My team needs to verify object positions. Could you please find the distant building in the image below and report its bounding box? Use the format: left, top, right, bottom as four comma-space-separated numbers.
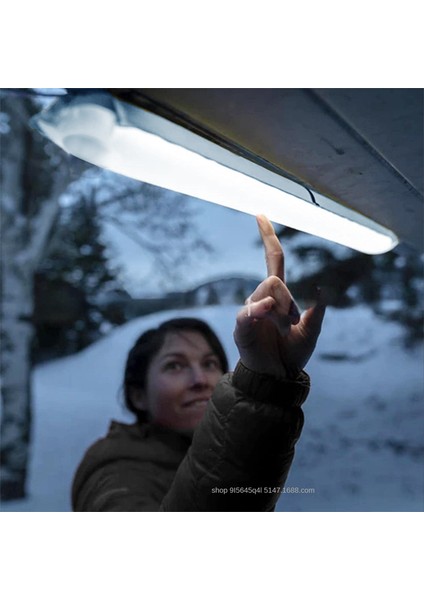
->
117, 276, 262, 320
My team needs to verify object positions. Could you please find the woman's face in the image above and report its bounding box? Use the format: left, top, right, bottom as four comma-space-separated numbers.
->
133, 330, 224, 432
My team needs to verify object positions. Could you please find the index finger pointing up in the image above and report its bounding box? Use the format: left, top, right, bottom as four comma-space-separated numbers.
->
256, 214, 285, 282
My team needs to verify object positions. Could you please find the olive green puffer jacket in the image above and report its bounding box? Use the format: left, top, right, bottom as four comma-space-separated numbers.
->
71, 362, 310, 511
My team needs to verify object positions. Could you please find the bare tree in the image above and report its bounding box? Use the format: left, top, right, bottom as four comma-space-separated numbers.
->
76, 171, 212, 291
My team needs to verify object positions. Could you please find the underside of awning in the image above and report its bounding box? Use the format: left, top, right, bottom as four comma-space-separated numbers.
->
107, 88, 423, 252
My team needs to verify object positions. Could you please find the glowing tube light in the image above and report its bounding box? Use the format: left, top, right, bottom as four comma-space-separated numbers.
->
32, 93, 398, 255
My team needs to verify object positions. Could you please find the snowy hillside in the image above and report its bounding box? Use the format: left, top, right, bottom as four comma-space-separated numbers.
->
2, 304, 423, 512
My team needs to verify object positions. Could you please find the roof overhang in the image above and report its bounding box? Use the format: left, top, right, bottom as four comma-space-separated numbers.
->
107, 88, 423, 252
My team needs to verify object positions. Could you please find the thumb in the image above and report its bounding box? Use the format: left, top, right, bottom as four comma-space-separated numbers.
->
300, 286, 326, 336
300, 300, 326, 341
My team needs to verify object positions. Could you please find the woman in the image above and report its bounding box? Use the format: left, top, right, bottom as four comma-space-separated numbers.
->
72, 215, 326, 511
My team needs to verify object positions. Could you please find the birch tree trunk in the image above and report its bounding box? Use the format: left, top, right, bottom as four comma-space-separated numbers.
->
0, 94, 84, 500
0, 213, 36, 499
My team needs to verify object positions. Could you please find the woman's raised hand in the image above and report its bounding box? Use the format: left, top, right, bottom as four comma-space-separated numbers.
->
234, 215, 326, 379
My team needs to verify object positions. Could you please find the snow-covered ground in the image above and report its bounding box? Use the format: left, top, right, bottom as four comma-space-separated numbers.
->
2, 304, 423, 512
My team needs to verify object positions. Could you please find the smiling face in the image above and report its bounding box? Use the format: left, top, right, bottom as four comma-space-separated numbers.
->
132, 330, 224, 432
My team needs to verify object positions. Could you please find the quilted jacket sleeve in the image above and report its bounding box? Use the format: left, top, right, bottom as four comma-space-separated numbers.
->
160, 361, 310, 511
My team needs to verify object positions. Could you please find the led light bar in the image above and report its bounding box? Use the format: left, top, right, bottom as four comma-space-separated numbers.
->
31, 92, 399, 254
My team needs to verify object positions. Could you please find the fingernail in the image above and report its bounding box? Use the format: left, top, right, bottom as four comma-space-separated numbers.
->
247, 296, 252, 317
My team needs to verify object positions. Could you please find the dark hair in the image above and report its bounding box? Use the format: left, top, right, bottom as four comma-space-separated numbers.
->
123, 318, 228, 423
